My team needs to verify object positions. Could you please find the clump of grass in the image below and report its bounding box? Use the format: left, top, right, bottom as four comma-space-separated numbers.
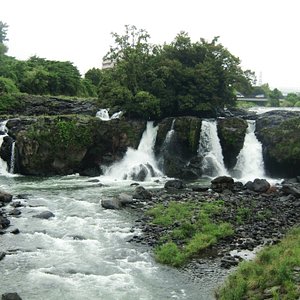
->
216, 227, 300, 300
147, 200, 233, 267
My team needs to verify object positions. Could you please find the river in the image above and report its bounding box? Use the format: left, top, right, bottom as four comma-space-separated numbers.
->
0, 175, 228, 300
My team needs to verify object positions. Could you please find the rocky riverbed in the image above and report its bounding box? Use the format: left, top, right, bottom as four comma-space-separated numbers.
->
122, 176, 300, 269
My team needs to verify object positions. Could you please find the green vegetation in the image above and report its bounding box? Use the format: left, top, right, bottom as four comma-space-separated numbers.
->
27, 115, 94, 151
147, 200, 233, 267
217, 227, 300, 300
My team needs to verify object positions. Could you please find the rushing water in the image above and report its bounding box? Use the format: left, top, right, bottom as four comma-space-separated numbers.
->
198, 120, 228, 177
232, 120, 265, 181
104, 122, 162, 181
0, 175, 228, 300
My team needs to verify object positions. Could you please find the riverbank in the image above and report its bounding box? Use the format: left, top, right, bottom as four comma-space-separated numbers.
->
216, 227, 300, 299
128, 177, 300, 271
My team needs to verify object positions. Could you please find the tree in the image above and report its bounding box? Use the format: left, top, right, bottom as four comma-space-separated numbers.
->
268, 88, 282, 107
0, 21, 8, 44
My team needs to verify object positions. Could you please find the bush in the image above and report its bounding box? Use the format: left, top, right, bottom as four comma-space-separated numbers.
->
0, 76, 19, 94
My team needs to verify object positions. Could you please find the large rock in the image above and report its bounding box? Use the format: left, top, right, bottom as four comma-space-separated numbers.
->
255, 110, 300, 177
281, 184, 300, 198
101, 199, 122, 210
164, 179, 186, 190
1, 293, 22, 300
211, 176, 234, 192
217, 118, 248, 169
155, 117, 202, 179
132, 186, 152, 200
247, 178, 270, 193
33, 211, 55, 219
3, 116, 145, 176
0, 191, 13, 204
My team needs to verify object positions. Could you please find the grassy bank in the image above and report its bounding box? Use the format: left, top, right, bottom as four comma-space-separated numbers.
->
217, 227, 300, 300
146, 200, 233, 267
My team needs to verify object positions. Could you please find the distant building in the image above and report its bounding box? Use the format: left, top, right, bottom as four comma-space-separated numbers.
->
102, 58, 115, 69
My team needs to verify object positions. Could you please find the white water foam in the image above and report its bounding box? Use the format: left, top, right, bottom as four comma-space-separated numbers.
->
233, 120, 265, 181
104, 121, 162, 181
198, 120, 228, 177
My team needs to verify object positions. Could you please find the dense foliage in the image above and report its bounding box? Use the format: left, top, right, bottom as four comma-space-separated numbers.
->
98, 25, 254, 119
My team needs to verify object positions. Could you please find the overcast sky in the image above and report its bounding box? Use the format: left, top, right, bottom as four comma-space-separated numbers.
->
1, 0, 299, 91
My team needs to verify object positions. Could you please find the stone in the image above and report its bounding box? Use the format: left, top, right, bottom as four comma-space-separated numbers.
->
164, 180, 186, 190
0, 216, 10, 229
10, 228, 20, 234
1, 293, 23, 300
0, 252, 6, 261
9, 209, 21, 216
0, 191, 13, 204
101, 199, 121, 210
33, 211, 55, 219
132, 186, 152, 200
211, 176, 234, 192
252, 178, 271, 193
281, 184, 300, 198
118, 193, 134, 205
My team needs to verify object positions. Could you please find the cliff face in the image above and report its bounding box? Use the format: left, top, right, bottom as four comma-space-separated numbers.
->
255, 111, 300, 178
217, 118, 248, 170
3, 116, 145, 176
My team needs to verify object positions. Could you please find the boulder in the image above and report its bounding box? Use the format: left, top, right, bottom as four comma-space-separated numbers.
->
164, 180, 186, 190
1, 293, 22, 300
252, 179, 271, 193
281, 184, 300, 198
0, 216, 10, 229
211, 176, 234, 192
33, 211, 55, 219
0, 252, 6, 261
132, 186, 152, 200
255, 111, 300, 177
101, 199, 121, 210
0, 191, 13, 204
118, 193, 134, 205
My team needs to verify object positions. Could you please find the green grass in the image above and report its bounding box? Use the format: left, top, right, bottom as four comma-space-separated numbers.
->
147, 200, 233, 267
216, 227, 300, 300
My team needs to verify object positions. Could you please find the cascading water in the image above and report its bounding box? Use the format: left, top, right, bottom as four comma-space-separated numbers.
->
104, 121, 162, 181
233, 120, 265, 181
96, 109, 123, 121
9, 141, 16, 174
198, 120, 228, 177
163, 119, 176, 146
0, 120, 10, 175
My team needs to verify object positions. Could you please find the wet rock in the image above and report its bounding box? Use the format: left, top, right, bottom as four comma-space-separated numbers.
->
211, 176, 234, 192
101, 199, 121, 210
9, 209, 21, 216
1, 293, 23, 300
191, 185, 210, 192
10, 228, 20, 234
118, 193, 134, 205
0, 191, 13, 204
0, 216, 10, 229
132, 186, 152, 200
0, 252, 6, 261
33, 211, 55, 219
164, 179, 186, 190
281, 184, 300, 198
252, 179, 270, 193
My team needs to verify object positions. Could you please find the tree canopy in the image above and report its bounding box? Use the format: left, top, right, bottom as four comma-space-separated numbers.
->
97, 26, 254, 119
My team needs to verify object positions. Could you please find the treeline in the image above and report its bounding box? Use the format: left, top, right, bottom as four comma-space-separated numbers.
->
1, 22, 258, 118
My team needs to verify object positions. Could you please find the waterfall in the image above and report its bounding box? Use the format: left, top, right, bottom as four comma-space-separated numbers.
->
198, 120, 228, 177
96, 109, 123, 121
9, 141, 16, 174
104, 121, 162, 181
163, 119, 176, 146
233, 120, 265, 181
0, 121, 9, 175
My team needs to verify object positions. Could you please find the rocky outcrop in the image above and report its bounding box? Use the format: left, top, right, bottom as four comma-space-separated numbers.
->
155, 116, 202, 179
217, 118, 248, 169
2, 116, 145, 176
0, 94, 100, 116
256, 110, 300, 177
